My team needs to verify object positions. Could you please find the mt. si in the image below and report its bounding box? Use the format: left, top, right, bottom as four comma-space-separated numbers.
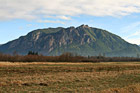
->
0, 25, 140, 57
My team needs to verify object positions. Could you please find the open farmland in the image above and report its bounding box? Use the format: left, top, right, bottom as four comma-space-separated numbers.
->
1, 62, 140, 92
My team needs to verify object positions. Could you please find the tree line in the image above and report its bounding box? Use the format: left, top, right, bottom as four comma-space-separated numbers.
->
0, 51, 140, 62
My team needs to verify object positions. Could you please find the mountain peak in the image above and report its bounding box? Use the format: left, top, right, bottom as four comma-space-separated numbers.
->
79, 24, 89, 28
67, 26, 75, 30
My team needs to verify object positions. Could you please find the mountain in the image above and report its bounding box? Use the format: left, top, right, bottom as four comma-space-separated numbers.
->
0, 25, 140, 57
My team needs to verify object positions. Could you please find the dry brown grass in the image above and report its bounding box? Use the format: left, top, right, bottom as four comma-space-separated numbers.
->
0, 61, 140, 66
0, 62, 94, 66
100, 84, 140, 93
1, 62, 140, 92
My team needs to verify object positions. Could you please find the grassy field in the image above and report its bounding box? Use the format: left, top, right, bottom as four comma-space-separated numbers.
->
1, 62, 140, 93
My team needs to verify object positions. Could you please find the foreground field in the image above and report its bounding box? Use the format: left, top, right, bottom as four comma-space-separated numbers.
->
1, 62, 140, 92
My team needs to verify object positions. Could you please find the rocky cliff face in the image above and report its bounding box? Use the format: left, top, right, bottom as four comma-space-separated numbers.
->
0, 25, 140, 57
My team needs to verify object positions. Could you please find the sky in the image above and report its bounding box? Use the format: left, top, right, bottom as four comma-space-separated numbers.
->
1, 0, 140, 45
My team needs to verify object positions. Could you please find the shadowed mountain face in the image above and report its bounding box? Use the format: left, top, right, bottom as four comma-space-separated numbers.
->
0, 25, 140, 57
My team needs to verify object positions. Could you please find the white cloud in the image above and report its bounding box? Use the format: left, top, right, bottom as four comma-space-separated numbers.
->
45, 15, 71, 20
38, 20, 64, 24
57, 16, 71, 20
121, 22, 140, 45
125, 30, 140, 38
121, 22, 140, 33
126, 38, 140, 45
27, 24, 32, 27
0, 0, 140, 21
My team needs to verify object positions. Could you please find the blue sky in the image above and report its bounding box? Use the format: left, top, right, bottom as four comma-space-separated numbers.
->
1, 0, 140, 44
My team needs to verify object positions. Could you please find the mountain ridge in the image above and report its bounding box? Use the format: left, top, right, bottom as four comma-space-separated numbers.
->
0, 25, 140, 57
